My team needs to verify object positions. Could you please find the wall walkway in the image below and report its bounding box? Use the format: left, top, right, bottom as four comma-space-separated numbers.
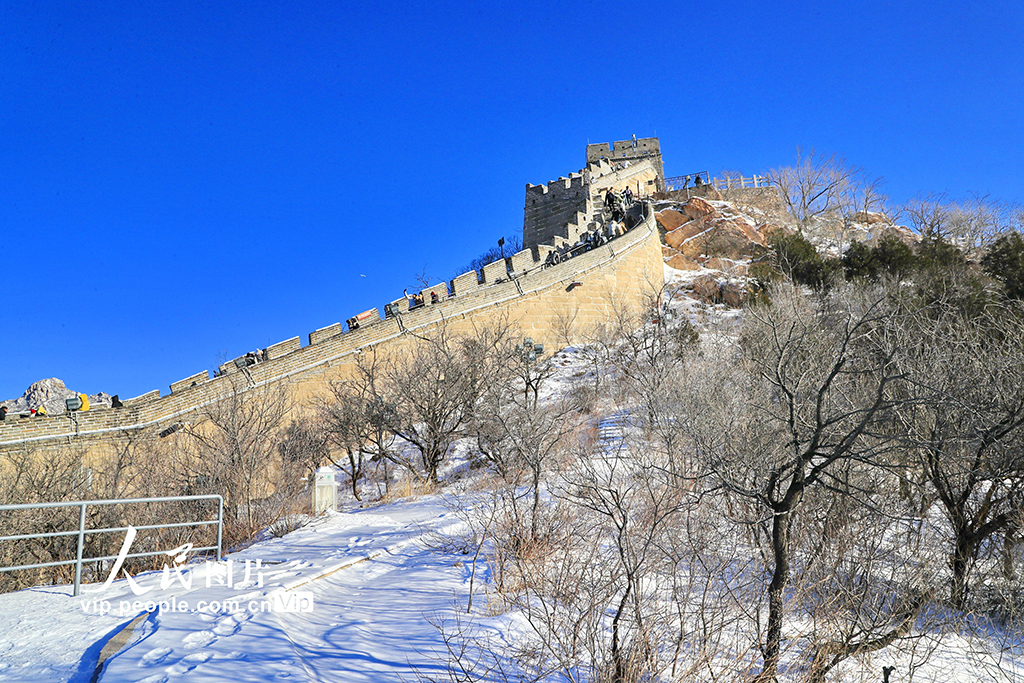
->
0, 206, 664, 455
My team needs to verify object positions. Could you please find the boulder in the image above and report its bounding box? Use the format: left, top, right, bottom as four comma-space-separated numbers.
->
664, 226, 695, 251
706, 257, 749, 276
853, 210, 890, 225
664, 253, 700, 271
870, 224, 920, 246
691, 274, 722, 303
687, 274, 748, 308
655, 209, 688, 233
675, 218, 767, 261
722, 282, 749, 307
682, 196, 719, 221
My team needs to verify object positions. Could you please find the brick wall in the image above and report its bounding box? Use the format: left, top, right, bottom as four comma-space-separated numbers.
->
0, 212, 664, 458
586, 137, 664, 184
523, 174, 589, 250
523, 155, 661, 250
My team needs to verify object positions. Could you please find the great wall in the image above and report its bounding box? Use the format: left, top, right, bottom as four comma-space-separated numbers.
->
0, 138, 668, 457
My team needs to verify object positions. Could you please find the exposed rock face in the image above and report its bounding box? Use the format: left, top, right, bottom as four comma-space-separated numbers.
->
690, 273, 749, 307
657, 197, 775, 266
664, 253, 700, 271
657, 193, 919, 312
681, 196, 717, 221
1, 378, 111, 416
853, 210, 889, 225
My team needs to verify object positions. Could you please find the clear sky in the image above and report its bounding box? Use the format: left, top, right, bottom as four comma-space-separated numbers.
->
2, 1, 1022, 401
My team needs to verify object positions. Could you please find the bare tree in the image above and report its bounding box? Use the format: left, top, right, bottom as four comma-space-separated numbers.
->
382, 322, 511, 485
179, 380, 291, 544
767, 148, 880, 230
888, 295, 1024, 610
902, 193, 1016, 256
277, 414, 331, 497
319, 379, 377, 500
681, 284, 915, 681
795, 475, 940, 683
475, 382, 582, 539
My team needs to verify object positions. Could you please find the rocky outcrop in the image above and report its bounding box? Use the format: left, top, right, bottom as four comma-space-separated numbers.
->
852, 210, 890, 225
690, 273, 750, 307
1, 378, 111, 416
657, 197, 775, 267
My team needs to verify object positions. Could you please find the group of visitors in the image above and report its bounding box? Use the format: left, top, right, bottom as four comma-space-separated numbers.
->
402, 288, 441, 311
404, 289, 425, 309
1, 404, 46, 419
0, 391, 119, 420
676, 174, 706, 190
604, 186, 638, 223
243, 348, 267, 366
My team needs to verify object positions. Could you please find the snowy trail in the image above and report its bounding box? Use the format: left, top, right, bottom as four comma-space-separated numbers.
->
0, 497, 473, 682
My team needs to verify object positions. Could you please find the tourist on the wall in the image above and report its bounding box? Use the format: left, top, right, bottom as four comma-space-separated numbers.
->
605, 188, 618, 210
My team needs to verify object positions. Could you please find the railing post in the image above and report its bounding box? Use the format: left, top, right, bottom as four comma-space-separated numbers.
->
74, 502, 86, 597
216, 496, 223, 561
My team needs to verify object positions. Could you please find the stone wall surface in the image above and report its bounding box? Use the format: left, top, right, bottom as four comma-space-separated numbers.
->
586, 137, 665, 184
0, 208, 664, 459
523, 137, 664, 251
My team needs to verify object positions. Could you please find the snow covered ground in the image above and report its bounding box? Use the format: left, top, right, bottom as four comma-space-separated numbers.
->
0, 497, 482, 682
4, 313, 1024, 682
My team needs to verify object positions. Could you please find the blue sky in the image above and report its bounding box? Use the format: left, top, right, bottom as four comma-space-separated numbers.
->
2, 1, 1022, 401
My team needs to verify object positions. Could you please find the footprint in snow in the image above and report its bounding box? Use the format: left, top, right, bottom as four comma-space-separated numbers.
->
358, 562, 395, 580
213, 615, 241, 636
166, 651, 211, 675
182, 630, 217, 649
140, 647, 174, 666
137, 674, 168, 683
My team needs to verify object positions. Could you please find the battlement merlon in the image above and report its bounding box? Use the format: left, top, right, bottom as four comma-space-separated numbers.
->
525, 173, 586, 196
586, 137, 661, 163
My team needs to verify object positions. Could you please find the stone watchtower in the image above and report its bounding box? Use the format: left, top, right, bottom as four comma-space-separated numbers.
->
523, 137, 664, 251
585, 136, 664, 186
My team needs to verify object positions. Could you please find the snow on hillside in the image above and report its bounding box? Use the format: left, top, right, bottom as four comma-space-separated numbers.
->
2, 307, 1024, 682
0, 497, 480, 682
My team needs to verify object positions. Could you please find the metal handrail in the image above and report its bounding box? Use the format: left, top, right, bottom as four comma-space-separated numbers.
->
0, 494, 223, 596
663, 171, 711, 191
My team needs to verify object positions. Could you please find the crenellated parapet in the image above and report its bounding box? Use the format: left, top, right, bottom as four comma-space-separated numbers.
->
0, 140, 668, 454
586, 136, 663, 179
524, 137, 664, 251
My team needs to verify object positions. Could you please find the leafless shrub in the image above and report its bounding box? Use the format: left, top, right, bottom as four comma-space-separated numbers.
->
767, 148, 883, 229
